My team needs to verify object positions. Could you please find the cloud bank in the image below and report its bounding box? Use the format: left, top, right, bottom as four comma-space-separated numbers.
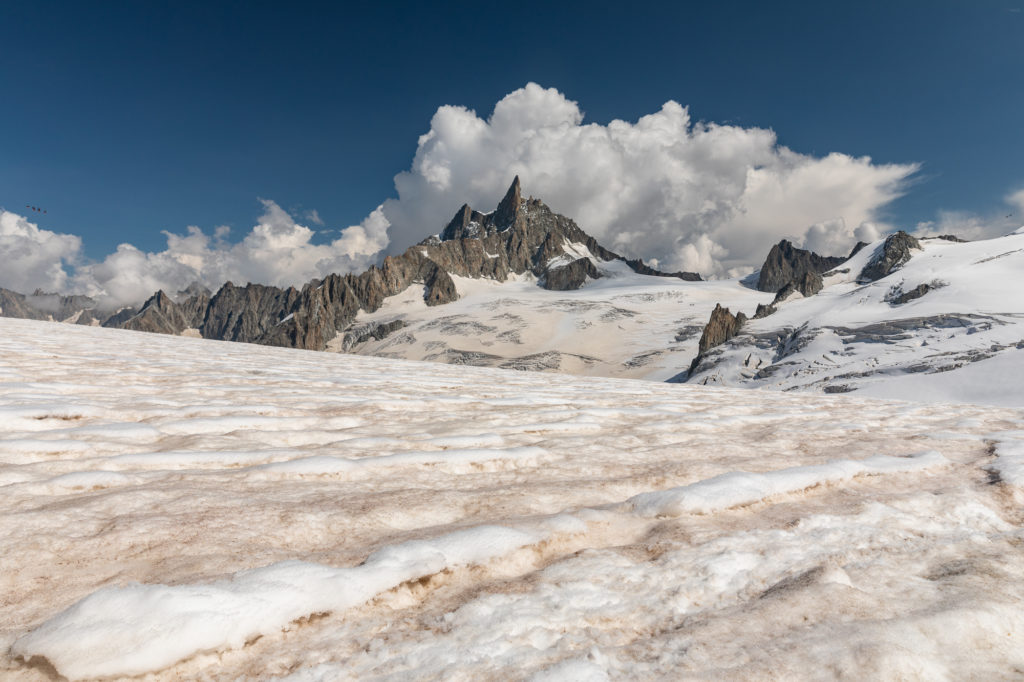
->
4, 83, 1017, 308
378, 83, 919, 276
0, 210, 82, 294
0, 201, 388, 309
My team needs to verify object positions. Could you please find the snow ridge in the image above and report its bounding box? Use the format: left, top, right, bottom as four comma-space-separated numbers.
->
14, 451, 947, 679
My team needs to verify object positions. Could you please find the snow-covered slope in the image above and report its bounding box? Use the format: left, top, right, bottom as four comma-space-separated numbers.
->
687, 230, 1024, 406
3, 317, 1024, 680
337, 260, 770, 381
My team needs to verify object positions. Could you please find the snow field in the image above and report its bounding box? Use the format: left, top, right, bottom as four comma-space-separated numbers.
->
2, 317, 1024, 680
692, 231, 1024, 403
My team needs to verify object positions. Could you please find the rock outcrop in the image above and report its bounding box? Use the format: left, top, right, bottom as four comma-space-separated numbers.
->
858, 231, 921, 283
424, 266, 458, 306
771, 270, 824, 304
688, 304, 748, 376
884, 280, 945, 306
756, 240, 847, 294
697, 304, 748, 356
543, 258, 601, 290
122, 290, 204, 334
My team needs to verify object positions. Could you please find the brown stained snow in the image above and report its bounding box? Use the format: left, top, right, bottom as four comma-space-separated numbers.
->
0, 317, 1023, 680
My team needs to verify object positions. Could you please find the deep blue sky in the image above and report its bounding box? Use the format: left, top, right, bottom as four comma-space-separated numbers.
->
2, 0, 1021, 259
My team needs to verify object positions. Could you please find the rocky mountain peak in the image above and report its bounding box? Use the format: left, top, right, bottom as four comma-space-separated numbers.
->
858, 231, 921, 283
492, 175, 522, 229
756, 240, 848, 294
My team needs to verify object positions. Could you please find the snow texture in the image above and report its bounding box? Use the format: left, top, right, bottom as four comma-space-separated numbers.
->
688, 231, 1024, 405
2, 317, 1024, 680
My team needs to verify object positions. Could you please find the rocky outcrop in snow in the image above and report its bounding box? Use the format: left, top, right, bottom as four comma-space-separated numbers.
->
857, 231, 921, 282
686, 304, 749, 377
756, 240, 849, 293
542, 258, 601, 290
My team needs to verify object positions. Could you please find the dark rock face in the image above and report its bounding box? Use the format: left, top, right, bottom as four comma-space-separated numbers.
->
858, 231, 921, 283
885, 281, 944, 306
771, 271, 824, 304
341, 319, 406, 352
623, 258, 702, 281
122, 290, 202, 335
697, 304, 748, 356
687, 304, 748, 377
543, 258, 601, 290
756, 240, 847, 293
424, 266, 458, 306
100, 307, 139, 328
753, 303, 777, 319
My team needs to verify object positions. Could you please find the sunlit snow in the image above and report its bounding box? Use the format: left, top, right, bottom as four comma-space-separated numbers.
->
2, 317, 1024, 680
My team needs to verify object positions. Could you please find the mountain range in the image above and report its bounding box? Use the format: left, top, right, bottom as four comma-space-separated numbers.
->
2, 178, 1022, 404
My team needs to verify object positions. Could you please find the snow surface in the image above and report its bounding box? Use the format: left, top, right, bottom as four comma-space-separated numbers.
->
338, 231, 1024, 407
345, 267, 771, 381
3, 317, 1024, 680
689, 232, 1024, 405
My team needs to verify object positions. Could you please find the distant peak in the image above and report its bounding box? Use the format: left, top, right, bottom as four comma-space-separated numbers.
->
493, 176, 522, 228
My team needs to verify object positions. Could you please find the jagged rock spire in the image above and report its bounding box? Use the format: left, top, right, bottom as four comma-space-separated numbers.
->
440, 204, 476, 241
492, 176, 522, 229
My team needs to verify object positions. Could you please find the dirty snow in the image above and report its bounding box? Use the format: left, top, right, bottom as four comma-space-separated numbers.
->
3, 317, 1024, 680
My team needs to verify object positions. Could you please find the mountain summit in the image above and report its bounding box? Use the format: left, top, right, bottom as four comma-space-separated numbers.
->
420, 176, 700, 291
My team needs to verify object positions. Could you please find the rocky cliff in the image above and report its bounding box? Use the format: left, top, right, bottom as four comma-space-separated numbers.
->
756, 240, 853, 293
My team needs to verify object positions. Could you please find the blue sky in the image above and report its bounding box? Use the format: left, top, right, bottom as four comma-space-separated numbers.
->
1, 1, 1022, 301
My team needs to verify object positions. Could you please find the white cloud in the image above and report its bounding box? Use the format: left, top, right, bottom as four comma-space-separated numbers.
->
377, 83, 919, 277
305, 209, 324, 226
56, 200, 385, 309
0, 210, 81, 293
1, 200, 388, 309
913, 188, 1024, 241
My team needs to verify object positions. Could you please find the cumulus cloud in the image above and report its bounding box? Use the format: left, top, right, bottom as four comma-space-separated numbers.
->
377, 83, 919, 276
0, 201, 388, 309
913, 188, 1024, 241
77, 200, 390, 308
0, 210, 81, 293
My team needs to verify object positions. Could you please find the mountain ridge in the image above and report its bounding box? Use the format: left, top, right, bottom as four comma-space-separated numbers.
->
0, 178, 700, 351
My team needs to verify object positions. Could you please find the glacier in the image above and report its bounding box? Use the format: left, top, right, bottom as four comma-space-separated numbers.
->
2, 316, 1024, 679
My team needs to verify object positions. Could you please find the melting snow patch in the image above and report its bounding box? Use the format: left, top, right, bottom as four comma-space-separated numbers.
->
627, 451, 947, 517
12, 525, 542, 680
